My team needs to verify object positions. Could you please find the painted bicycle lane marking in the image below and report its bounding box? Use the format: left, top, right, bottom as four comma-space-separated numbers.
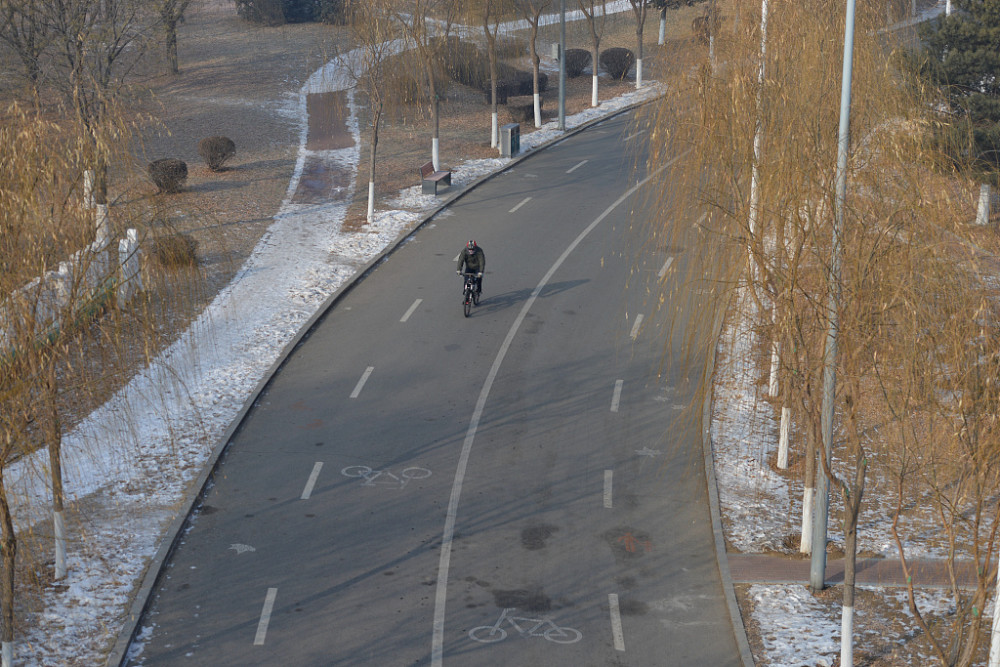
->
468, 608, 582, 644
340, 465, 431, 489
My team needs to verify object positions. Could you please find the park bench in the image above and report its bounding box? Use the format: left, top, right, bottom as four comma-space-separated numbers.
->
419, 161, 452, 196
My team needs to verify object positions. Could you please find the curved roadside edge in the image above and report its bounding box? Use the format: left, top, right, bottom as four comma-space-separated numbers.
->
701, 295, 756, 667
105, 98, 658, 667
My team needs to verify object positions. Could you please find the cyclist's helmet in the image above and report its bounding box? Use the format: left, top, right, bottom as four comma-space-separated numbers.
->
466, 240, 477, 253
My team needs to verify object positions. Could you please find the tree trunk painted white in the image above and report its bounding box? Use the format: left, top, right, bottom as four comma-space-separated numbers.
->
591, 74, 599, 107
95, 204, 111, 249
768, 340, 780, 398
491, 112, 499, 149
777, 406, 791, 469
988, 561, 1000, 666
54, 510, 66, 580
658, 15, 666, 44
635, 58, 643, 89
533, 93, 542, 128
977, 183, 991, 226
800, 486, 814, 553
83, 170, 95, 209
946, 0, 952, 15
366, 181, 375, 223
432, 138, 440, 172
2, 641, 11, 667
841, 605, 854, 667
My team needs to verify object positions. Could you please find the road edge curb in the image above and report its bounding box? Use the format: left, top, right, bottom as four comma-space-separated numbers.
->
701, 296, 756, 667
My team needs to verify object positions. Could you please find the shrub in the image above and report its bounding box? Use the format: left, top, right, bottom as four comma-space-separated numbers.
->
317, 0, 348, 24
564, 49, 591, 78
508, 98, 542, 123
148, 158, 188, 194
152, 233, 198, 267
496, 37, 528, 60
600, 47, 635, 80
234, 0, 285, 25
197, 136, 236, 172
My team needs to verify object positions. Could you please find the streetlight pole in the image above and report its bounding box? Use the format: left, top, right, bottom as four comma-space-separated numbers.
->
809, 0, 857, 595
559, 0, 566, 130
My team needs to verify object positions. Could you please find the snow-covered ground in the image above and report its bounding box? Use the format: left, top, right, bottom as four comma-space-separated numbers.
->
10, 4, 968, 665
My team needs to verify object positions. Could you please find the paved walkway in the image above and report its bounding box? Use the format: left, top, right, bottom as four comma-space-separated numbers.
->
729, 554, 981, 589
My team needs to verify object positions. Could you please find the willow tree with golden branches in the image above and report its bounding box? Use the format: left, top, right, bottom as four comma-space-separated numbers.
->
641, 0, 1000, 663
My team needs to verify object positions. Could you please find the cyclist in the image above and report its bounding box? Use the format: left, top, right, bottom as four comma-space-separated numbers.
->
456, 239, 485, 295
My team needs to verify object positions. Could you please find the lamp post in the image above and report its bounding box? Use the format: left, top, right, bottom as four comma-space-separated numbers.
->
559, 0, 566, 130
809, 0, 857, 595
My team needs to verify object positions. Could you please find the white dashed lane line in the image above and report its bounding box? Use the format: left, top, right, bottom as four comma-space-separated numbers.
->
566, 159, 589, 174
301, 462, 323, 500
350, 366, 375, 399
509, 197, 532, 213
629, 314, 644, 340
400, 298, 423, 323
609, 593, 625, 651
254, 588, 278, 646
611, 380, 624, 413
658, 256, 674, 279
604, 470, 613, 509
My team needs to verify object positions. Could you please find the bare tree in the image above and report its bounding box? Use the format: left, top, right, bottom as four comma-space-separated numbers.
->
44, 0, 151, 202
388, 0, 460, 171
349, 0, 398, 222
156, 0, 194, 74
0, 0, 53, 95
513, 0, 550, 128
627, 0, 648, 88
577, 0, 607, 107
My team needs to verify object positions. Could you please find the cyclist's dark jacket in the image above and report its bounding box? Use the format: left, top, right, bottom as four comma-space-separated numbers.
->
458, 246, 485, 274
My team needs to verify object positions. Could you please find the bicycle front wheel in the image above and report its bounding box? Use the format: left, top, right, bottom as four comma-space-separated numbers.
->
543, 626, 582, 644
463, 295, 471, 317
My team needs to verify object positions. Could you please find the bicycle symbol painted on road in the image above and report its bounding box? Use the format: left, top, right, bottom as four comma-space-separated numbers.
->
340, 465, 431, 489
468, 608, 582, 644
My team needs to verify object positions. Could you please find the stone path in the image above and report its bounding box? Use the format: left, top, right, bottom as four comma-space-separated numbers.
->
728, 553, 981, 589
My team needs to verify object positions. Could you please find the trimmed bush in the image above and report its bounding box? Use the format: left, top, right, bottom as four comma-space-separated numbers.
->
235, 0, 346, 25
197, 136, 236, 172
148, 158, 188, 194
564, 49, 591, 78
508, 98, 542, 123
234, 0, 285, 25
600, 47, 635, 80
152, 233, 198, 267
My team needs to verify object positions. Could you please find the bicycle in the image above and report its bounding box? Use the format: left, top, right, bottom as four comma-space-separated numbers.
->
461, 271, 481, 317
468, 608, 582, 644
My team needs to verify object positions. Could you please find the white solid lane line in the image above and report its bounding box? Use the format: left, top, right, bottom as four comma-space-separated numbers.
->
509, 196, 532, 213
609, 593, 625, 651
566, 159, 589, 174
624, 130, 645, 142
301, 462, 323, 500
658, 256, 674, 279
430, 157, 677, 667
629, 314, 644, 340
400, 298, 423, 323
604, 470, 613, 509
254, 588, 278, 646
611, 380, 624, 412
350, 366, 375, 399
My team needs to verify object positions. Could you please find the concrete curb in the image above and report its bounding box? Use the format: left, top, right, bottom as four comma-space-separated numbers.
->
701, 298, 757, 667
105, 98, 656, 667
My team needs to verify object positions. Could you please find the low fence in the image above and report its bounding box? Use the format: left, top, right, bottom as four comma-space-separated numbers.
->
0, 202, 143, 351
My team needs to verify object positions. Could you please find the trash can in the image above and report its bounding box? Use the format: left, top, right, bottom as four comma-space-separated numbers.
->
501, 123, 520, 158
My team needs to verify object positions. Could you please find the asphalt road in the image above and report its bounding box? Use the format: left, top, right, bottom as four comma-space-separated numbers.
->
127, 110, 742, 666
